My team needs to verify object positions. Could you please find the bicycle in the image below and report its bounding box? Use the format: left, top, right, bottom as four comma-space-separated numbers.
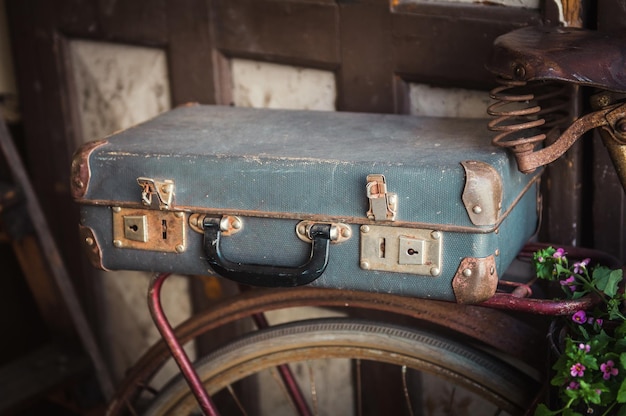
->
104, 26, 626, 416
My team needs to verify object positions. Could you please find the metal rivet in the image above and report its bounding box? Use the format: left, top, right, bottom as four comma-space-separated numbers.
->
462, 268, 472, 277
174, 211, 184, 218
175, 245, 185, 253
472, 205, 482, 214
232, 218, 242, 229
85, 237, 94, 246
113, 240, 123, 248
341, 227, 352, 238
430, 267, 440, 276
495, 249, 500, 257
596, 94, 611, 108
490, 266, 495, 275
360, 260, 370, 270
361, 225, 370, 233
513, 64, 526, 80
431, 231, 441, 240
112, 206, 121, 212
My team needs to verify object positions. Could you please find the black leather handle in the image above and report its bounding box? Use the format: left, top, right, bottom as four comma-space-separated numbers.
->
202, 217, 331, 287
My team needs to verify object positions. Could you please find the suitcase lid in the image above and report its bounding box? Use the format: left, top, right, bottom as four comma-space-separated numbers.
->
72, 105, 539, 231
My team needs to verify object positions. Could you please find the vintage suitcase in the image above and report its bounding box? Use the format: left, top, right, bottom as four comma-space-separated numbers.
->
72, 105, 540, 303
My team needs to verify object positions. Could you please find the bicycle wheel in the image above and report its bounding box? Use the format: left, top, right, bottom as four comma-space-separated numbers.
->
145, 318, 538, 415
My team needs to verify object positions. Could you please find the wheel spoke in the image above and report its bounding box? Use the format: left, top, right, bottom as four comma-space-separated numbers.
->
226, 384, 248, 416
355, 358, 362, 416
401, 366, 415, 416
307, 362, 319, 416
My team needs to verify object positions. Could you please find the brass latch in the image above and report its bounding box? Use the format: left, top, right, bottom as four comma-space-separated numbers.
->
137, 177, 174, 210
366, 174, 397, 221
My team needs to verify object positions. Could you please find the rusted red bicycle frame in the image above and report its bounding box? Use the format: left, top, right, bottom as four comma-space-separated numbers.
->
143, 243, 620, 416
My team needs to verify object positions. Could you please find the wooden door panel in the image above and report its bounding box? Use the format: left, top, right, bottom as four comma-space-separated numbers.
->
214, 0, 340, 68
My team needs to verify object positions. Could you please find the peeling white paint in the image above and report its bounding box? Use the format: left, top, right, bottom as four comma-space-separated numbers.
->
409, 83, 492, 118
232, 59, 336, 111
70, 40, 171, 143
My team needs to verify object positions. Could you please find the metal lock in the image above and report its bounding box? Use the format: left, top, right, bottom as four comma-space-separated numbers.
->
360, 225, 442, 276
112, 207, 186, 253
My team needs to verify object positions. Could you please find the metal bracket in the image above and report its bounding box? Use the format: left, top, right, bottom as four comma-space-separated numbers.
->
366, 174, 397, 221
137, 177, 174, 210
461, 161, 503, 226
188, 214, 244, 236
296, 221, 352, 244
452, 255, 498, 304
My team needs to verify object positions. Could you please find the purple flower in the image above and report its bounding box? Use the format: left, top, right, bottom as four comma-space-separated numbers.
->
560, 276, 577, 292
573, 258, 590, 274
578, 343, 590, 353
566, 381, 580, 390
571, 363, 586, 377
572, 310, 587, 324
553, 248, 566, 259
596, 318, 604, 327
601, 360, 619, 380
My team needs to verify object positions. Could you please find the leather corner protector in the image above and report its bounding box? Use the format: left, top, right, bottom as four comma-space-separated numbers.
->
452, 255, 498, 304
461, 161, 503, 226
79, 224, 108, 271
71, 140, 107, 200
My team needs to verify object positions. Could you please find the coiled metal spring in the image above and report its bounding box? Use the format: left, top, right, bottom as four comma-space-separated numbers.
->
488, 76, 571, 154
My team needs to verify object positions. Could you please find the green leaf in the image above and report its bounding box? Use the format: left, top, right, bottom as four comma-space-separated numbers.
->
555, 263, 569, 275
620, 352, 626, 371
577, 324, 589, 340
594, 267, 612, 289
581, 354, 598, 370
533, 404, 557, 416
617, 378, 626, 403
594, 267, 623, 297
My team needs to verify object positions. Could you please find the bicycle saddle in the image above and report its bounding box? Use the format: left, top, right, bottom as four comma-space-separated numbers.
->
487, 26, 626, 191
487, 26, 626, 93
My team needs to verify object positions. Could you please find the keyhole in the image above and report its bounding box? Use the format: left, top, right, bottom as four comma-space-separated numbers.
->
162, 220, 168, 239
407, 248, 419, 256
129, 225, 138, 232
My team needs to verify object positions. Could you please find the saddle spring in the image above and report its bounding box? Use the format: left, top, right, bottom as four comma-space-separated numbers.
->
487, 75, 571, 154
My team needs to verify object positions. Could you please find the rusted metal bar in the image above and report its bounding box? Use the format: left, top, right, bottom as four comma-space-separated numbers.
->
481, 292, 599, 315
147, 272, 219, 416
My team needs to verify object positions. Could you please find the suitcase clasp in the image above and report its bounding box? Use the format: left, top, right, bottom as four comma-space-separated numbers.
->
137, 177, 174, 210
366, 174, 397, 221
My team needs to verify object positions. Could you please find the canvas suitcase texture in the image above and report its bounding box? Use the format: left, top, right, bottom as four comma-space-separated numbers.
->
72, 105, 540, 303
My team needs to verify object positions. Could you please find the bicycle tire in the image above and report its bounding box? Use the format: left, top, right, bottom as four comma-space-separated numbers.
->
144, 318, 538, 415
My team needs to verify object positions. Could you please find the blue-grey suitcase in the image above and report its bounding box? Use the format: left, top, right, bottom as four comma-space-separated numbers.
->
72, 105, 540, 303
